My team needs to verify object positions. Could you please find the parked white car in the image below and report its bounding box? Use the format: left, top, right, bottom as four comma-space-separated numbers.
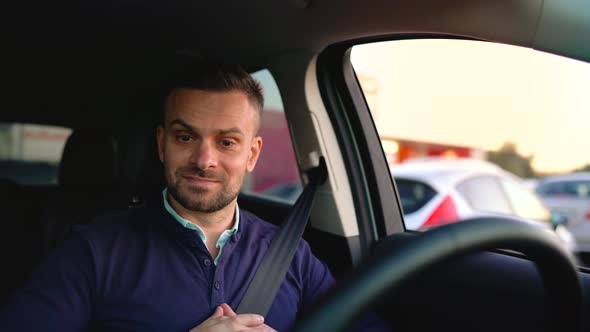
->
536, 173, 590, 252
391, 158, 577, 253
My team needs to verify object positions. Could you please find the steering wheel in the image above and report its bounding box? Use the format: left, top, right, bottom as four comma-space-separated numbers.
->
292, 217, 583, 332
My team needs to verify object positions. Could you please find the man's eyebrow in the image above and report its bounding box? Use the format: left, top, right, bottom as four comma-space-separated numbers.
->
219, 127, 245, 136
168, 119, 194, 132
168, 120, 244, 137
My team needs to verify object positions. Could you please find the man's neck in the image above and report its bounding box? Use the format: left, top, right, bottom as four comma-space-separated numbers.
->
167, 194, 237, 253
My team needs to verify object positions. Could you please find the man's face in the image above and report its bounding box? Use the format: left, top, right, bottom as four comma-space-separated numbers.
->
157, 88, 262, 213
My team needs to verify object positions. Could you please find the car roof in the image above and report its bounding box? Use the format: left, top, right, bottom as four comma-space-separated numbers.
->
390, 157, 511, 186
4, 1, 590, 128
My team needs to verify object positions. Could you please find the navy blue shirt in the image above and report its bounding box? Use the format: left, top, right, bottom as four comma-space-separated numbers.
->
0, 204, 336, 331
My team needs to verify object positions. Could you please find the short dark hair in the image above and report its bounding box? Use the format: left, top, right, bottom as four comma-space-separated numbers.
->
161, 57, 264, 124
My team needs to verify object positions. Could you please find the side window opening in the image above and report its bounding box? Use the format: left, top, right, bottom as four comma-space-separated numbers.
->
350, 38, 589, 264
394, 178, 437, 215
456, 176, 513, 215
0, 123, 72, 185
241, 69, 302, 203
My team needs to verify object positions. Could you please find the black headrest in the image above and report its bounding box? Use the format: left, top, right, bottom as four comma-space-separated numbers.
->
58, 129, 118, 186
134, 128, 165, 201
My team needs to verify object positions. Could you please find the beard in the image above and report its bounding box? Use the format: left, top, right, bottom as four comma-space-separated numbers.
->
166, 166, 240, 213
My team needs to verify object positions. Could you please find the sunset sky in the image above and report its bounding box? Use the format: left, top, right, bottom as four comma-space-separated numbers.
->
351, 39, 590, 174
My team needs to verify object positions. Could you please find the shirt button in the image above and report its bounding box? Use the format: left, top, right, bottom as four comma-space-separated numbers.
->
204, 259, 212, 267
214, 281, 221, 290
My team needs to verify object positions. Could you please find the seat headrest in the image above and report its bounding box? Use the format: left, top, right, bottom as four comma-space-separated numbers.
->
58, 129, 118, 186
134, 129, 165, 200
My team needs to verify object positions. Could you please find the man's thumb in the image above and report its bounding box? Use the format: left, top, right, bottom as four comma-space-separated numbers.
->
220, 303, 237, 317
210, 306, 224, 319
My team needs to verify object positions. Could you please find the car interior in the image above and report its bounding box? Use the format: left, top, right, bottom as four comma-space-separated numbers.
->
1, 0, 590, 331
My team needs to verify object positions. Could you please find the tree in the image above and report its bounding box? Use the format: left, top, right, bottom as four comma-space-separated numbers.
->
487, 142, 536, 178
573, 164, 590, 173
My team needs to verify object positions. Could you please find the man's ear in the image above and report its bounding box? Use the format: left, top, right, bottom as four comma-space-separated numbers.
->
246, 136, 263, 173
156, 125, 165, 163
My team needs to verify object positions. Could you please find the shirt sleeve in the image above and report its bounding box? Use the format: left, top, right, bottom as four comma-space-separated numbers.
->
299, 240, 336, 309
0, 232, 97, 332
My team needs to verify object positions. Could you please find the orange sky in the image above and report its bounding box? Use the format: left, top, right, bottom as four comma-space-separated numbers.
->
351, 39, 590, 174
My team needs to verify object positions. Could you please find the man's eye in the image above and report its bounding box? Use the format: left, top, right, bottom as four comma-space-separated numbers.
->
177, 135, 193, 142
220, 139, 235, 147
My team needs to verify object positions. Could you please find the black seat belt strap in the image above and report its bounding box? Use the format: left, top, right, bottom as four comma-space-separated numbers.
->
236, 157, 328, 316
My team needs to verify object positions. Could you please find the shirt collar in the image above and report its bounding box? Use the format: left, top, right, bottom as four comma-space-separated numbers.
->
162, 188, 240, 249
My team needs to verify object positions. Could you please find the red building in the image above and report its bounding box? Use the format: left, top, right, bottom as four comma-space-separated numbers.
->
249, 110, 300, 193
381, 136, 486, 166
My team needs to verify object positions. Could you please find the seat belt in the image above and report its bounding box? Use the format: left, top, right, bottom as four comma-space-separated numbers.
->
236, 157, 328, 316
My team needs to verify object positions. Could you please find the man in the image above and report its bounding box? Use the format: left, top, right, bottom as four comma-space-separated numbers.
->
0, 60, 337, 331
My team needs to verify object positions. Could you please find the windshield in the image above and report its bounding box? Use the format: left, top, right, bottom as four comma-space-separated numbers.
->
351, 39, 590, 263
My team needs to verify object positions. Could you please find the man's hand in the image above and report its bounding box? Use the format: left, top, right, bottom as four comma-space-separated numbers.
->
189, 303, 276, 332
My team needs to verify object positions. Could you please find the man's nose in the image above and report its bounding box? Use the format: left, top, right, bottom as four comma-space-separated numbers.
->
189, 140, 218, 169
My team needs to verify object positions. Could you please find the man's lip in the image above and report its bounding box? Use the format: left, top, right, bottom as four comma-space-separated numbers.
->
182, 175, 220, 184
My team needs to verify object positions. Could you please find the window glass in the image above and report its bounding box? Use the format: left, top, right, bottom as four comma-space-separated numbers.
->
501, 178, 550, 222
537, 180, 590, 199
351, 38, 590, 264
0, 123, 72, 185
240, 69, 302, 203
570, 181, 590, 198
394, 178, 437, 214
536, 182, 559, 197
456, 176, 512, 215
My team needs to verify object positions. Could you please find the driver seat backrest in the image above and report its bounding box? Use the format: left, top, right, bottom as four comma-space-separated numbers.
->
1, 129, 130, 305
40, 128, 130, 254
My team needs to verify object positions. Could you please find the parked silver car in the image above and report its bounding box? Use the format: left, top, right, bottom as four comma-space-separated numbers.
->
536, 173, 590, 252
391, 158, 577, 253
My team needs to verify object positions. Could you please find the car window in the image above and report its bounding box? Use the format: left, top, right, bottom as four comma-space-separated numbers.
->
241, 69, 302, 203
536, 182, 560, 197
0, 123, 72, 185
537, 180, 590, 199
456, 176, 513, 215
394, 178, 437, 214
501, 178, 550, 222
350, 39, 590, 233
